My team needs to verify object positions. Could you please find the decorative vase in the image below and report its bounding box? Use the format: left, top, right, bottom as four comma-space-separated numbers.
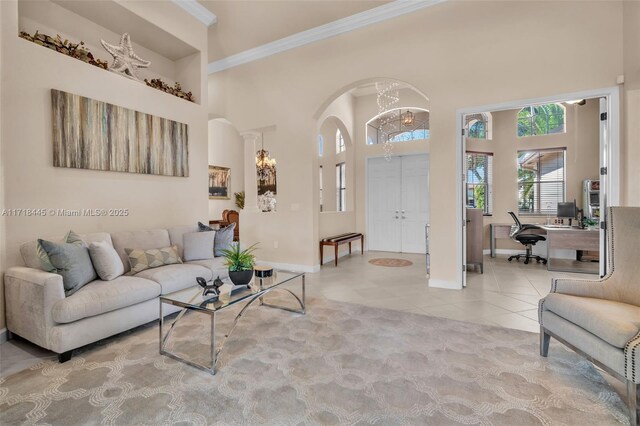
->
229, 269, 253, 286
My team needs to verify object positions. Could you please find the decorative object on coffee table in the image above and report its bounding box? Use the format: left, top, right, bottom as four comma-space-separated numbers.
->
100, 33, 150, 82
221, 243, 257, 286
196, 276, 224, 297
254, 265, 273, 278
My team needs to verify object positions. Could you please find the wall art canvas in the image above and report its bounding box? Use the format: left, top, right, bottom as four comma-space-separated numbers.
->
51, 89, 189, 177
209, 165, 230, 199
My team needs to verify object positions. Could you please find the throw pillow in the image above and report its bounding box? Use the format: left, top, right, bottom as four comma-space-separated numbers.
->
125, 245, 182, 274
214, 223, 235, 257
38, 239, 97, 296
89, 241, 125, 281
183, 231, 215, 261
198, 221, 214, 232
35, 230, 85, 272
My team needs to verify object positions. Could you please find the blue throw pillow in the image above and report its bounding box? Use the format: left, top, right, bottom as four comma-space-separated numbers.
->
197, 221, 235, 257
38, 239, 97, 296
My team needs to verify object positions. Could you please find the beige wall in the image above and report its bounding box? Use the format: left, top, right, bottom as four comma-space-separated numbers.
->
0, 0, 208, 330
208, 119, 244, 219
467, 100, 600, 250
209, 1, 624, 286
623, 0, 640, 206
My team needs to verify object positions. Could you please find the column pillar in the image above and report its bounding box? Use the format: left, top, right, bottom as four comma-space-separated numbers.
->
240, 131, 260, 212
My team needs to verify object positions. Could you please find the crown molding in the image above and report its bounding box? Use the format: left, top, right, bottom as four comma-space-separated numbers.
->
172, 0, 217, 27
208, 0, 447, 74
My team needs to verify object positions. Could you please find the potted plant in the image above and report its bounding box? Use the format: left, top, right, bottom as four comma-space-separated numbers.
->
221, 243, 258, 286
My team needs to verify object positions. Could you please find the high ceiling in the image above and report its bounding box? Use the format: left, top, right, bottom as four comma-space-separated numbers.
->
202, 1, 390, 63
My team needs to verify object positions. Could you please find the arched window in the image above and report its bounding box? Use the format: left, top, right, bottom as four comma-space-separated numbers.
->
366, 108, 430, 145
318, 135, 324, 157
518, 103, 565, 137
464, 113, 491, 139
336, 129, 345, 153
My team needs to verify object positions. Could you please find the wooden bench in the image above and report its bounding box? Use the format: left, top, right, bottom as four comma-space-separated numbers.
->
320, 233, 364, 266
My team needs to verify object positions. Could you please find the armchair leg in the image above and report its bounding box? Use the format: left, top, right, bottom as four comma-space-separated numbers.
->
628, 380, 639, 426
540, 327, 550, 357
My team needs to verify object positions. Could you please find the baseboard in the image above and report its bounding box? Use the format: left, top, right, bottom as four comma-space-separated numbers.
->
428, 279, 462, 290
318, 249, 356, 268
255, 260, 319, 273
0, 328, 8, 344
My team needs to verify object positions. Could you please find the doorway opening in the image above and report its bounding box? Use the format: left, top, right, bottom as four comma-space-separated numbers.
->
457, 88, 620, 291
314, 78, 430, 266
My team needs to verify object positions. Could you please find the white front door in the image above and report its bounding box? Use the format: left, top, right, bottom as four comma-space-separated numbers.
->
368, 154, 429, 253
368, 156, 402, 252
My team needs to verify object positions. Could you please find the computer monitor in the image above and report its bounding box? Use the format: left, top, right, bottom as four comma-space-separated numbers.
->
557, 201, 577, 219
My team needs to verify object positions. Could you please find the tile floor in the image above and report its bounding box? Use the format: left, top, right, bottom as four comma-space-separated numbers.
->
0, 252, 597, 377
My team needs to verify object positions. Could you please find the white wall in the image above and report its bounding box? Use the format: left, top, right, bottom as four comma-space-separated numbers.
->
0, 0, 208, 329
208, 119, 244, 219
208, 1, 625, 287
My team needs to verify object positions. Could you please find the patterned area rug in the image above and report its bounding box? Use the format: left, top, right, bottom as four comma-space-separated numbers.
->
368, 258, 413, 267
0, 297, 628, 425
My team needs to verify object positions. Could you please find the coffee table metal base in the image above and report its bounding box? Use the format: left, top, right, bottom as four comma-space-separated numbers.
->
159, 276, 305, 375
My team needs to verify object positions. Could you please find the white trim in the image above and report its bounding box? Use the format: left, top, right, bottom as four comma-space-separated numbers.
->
456, 86, 621, 288
428, 279, 460, 290
255, 260, 320, 274
171, 0, 217, 27
0, 328, 8, 344
208, 0, 447, 74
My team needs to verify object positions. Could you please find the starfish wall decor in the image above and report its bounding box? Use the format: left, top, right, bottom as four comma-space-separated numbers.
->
100, 33, 150, 82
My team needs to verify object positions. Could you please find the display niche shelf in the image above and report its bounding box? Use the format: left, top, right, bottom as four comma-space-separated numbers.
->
18, 0, 202, 105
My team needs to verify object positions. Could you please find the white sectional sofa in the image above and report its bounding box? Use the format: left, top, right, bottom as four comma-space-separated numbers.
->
4, 226, 228, 362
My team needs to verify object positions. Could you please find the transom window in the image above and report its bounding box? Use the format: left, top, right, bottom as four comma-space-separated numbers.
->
336, 129, 345, 153
367, 108, 430, 145
464, 113, 491, 139
518, 103, 566, 137
466, 152, 493, 215
518, 148, 566, 215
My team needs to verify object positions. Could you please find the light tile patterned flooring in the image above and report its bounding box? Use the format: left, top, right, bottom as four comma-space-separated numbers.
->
1, 251, 596, 377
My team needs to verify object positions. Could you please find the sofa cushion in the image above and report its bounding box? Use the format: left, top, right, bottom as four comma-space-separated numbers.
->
112, 229, 171, 273
168, 225, 199, 259
39, 238, 97, 296
52, 276, 160, 323
183, 231, 215, 261
135, 264, 213, 294
125, 246, 182, 274
544, 293, 640, 348
89, 241, 125, 281
186, 257, 229, 279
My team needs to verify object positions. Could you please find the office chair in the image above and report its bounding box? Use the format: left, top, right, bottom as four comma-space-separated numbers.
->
507, 211, 547, 265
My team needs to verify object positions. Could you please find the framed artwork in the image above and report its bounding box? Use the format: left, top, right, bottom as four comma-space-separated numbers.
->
51, 89, 188, 177
209, 166, 230, 199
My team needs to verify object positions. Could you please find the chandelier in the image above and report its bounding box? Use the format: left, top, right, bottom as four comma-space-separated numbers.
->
402, 110, 415, 127
376, 81, 400, 160
256, 135, 276, 181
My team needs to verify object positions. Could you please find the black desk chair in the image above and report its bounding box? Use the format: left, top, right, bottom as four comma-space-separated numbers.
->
507, 211, 547, 265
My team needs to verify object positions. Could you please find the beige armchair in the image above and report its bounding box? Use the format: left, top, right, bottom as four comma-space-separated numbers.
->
539, 207, 640, 426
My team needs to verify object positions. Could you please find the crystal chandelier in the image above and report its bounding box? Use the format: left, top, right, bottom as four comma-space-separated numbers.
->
376, 81, 400, 160
256, 134, 276, 181
402, 110, 415, 127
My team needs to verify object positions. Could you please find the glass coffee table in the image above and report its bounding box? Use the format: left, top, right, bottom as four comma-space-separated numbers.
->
159, 270, 305, 375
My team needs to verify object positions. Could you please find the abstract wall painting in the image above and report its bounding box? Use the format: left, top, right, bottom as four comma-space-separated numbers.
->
209, 165, 230, 199
51, 89, 189, 177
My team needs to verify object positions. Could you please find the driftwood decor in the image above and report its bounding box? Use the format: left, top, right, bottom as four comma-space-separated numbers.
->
20, 30, 195, 103
19, 31, 108, 69
51, 89, 189, 177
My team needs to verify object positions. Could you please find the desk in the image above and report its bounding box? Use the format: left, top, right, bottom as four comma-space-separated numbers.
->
541, 226, 599, 274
